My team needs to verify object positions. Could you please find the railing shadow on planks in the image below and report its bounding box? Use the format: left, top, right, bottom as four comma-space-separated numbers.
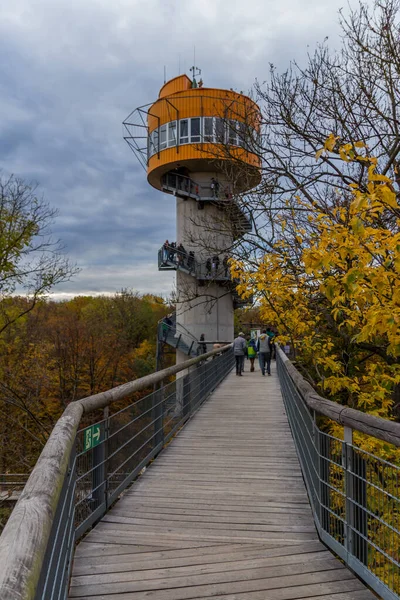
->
0, 344, 235, 600
276, 346, 400, 600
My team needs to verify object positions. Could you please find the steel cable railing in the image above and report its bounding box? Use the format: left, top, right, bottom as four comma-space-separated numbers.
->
0, 345, 234, 600
276, 346, 400, 600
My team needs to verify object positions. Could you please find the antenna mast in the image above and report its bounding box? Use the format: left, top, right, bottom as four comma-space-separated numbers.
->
190, 48, 201, 88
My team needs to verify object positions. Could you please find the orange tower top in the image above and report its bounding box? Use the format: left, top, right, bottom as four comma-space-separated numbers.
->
123, 74, 261, 193
145, 75, 261, 191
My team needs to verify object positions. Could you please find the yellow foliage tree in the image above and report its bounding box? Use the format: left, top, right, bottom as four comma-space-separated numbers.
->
232, 141, 400, 428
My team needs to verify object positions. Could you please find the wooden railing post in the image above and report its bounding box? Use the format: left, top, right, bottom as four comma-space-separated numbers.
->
343, 426, 354, 556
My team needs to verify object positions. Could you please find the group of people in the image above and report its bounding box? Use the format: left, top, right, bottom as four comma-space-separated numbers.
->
233, 329, 276, 376
161, 242, 230, 280
164, 171, 233, 201
210, 178, 233, 200
161, 241, 195, 271
205, 255, 229, 278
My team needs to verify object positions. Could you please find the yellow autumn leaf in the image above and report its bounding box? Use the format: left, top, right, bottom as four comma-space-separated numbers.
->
368, 164, 392, 183
324, 133, 339, 152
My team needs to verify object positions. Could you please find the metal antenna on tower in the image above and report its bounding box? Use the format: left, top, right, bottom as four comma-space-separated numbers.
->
190, 48, 201, 88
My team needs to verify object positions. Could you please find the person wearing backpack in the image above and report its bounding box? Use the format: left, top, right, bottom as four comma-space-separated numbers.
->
247, 335, 257, 372
257, 330, 272, 376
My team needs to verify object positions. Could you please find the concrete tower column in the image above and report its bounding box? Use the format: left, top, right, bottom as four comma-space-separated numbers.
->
175, 173, 234, 364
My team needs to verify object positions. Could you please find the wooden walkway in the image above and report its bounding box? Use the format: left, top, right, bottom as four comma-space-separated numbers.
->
69, 363, 376, 600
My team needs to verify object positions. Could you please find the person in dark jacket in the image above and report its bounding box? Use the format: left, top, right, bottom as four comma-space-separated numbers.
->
223, 255, 229, 278
205, 258, 212, 278
197, 333, 207, 355
257, 330, 272, 376
233, 332, 247, 376
266, 327, 276, 359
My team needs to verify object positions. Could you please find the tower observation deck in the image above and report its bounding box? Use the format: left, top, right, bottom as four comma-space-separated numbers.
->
124, 72, 261, 363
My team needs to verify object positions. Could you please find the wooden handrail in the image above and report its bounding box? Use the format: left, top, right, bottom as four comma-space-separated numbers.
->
277, 346, 400, 447
0, 343, 232, 600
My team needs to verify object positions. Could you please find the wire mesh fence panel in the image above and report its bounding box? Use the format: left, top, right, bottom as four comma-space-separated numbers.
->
276, 350, 400, 600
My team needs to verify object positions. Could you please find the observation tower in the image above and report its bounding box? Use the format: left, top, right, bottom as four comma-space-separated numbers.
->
124, 70, 261, 364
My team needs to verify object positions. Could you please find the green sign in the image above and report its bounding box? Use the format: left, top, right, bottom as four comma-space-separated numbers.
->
83, 424, 102, 451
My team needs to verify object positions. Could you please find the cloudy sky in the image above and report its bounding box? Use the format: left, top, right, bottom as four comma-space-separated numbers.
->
1, 0, 361, 299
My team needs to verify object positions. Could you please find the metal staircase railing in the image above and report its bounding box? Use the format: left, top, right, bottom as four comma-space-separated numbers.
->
158, 313, 202, 357
158, 246, 230, 281
276, 346, 400, 600
0, 345, 234, 600
158, 248, 253, 309
161, 173, 251, 231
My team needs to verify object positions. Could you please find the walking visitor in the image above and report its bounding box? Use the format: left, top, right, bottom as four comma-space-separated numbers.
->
247, 335, 257, 372
198, 333, 207, 355
233, 332, 247, 376
257, 330, 272, 376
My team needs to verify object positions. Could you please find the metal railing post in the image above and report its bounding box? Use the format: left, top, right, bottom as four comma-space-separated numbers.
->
344, 426, 368, 566
183, 373, 191, 418
343, 425, 353, 557
92, 421, 107, 514
311, 411, 320, 522
153, 381, 165, 450
319, 431, 330, 534
353, 451, 368, 566
104, 407, 110, 509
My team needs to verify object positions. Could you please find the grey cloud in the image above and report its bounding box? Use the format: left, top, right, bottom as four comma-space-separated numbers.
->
0, 0, 365, 296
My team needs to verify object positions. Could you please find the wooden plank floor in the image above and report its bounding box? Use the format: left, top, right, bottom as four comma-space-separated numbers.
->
69, 362, 376, 600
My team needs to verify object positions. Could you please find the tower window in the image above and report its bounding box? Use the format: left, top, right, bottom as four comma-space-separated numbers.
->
238, 121, 247, 148
190, 118, 201, 142
148, 117, 257, 159
204, 117, 213, 142
160, 125, 167, 150
179, 120, 189, 144
168, 121, 177, 147
228, 120, 238, 145
215, 118, 225, 144
149, 129, 158, 156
